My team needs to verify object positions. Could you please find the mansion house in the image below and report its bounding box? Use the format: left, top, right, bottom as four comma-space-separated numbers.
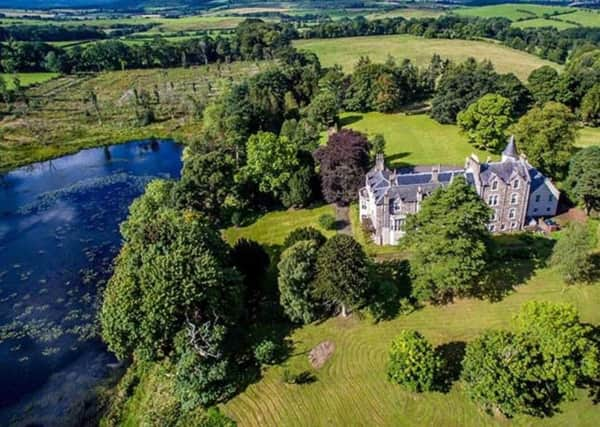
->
359, 137, 560, 245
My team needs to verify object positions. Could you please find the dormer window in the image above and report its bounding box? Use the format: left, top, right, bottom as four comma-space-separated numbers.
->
491, 180, 498, 191
513, 179, 519, 189
510, 193, 518, 205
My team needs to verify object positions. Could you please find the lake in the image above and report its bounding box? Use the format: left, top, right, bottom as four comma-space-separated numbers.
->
0, 140, 183, 425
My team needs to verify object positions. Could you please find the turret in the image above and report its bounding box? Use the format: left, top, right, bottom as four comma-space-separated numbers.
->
502, 136, 519, 162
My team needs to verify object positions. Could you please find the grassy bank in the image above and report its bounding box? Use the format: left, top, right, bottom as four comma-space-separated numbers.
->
0, 62, 268, 172
294, 34, 559, 80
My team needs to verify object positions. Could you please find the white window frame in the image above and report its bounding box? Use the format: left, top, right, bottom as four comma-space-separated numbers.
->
489, 224, 495, 232
513, 179, 519, 189
508, 208, 517, 220
488, 195, 498, 206
510, 193, 518, 205
491, 180, 498, 191
490, 210, 498, 221
511, 222, 518, 229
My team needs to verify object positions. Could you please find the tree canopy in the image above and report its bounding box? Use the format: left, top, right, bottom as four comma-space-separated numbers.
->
567, 146, 600, 215
457, 93, 513, 152
404, 176, 491, 303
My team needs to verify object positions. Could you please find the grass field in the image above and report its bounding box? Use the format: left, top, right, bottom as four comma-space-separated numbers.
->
512, 18, 578, 30
577, 127, 600, 148
453, 4, 570, 21
0, 62, 269, 172
0, 72, 59, 88
294, 35, 559, 80
366, 8, 444, 20
223, 205, 336, 248
341, 112, 495, 167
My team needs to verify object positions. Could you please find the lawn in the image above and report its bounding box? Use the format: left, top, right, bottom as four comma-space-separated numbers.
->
294, 35, 559, 80
341, 112, 495, 167
221, 239, 600, 426
0, 72, 59, 88
223, 205, 336, 248
577, 127, 600, 148
366, 8, 444, 20
560, 9, 600, 27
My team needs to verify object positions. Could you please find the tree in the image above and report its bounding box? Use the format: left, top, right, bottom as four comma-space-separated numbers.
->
282, 226, 326, 250
314, 129, 371, 205
237, 131, 299, 198
462, 302, 600, 417
172, 148, 240, 226
551, 223, 595, 283
567, 146, 600, 215
404, 177, 491, 303
315, 234, 370, 316
306, 90, 339, 128
230, 238, 270, 310
100, 184, 242, 361
387, 330, 442, 392
370, 133, 386, 160
581, 83, 600, 126
512, 102, 577, 179
278, 240, 323, 324
527, 65, 561, 105
457, 94, 513, 151
495, 73, 532, 117
430, 58, 498, 124
281, 164, 315, 208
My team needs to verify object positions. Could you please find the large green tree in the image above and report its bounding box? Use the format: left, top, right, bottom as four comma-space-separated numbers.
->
567, 146, 600, 215
387, 330, 442, 392
404, 176, 491, 303
462, 302, 600, 417
551, 223, 595, 284
237, 131, 299, 198
457, 93, 513, 152
100, 182, 242, 361
580, 83, 600, 126
512, 101, 577, 179
315, 234, 371, 317
278, 240, 323, 324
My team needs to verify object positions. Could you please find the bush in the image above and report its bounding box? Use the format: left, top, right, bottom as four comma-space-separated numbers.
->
254, 340, 279, 365
319, 213, 336, 230
281, 369, 316, 385
387, 330, 442, 392
283, 226, 326, 249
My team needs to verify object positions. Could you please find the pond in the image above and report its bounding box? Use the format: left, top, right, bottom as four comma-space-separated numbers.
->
0, 140, 183, 425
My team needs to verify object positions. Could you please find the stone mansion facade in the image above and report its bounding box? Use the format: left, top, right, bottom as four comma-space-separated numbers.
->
359, 137, 560, 245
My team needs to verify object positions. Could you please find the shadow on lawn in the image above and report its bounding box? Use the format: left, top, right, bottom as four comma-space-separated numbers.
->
339, 114, 363, 126
434, 341, 467, 393
471, 234, 555, 302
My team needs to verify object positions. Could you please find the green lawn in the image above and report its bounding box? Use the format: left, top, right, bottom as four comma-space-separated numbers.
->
222, 243, 600, 426
577, 127, 600, 148
341, 112, 495, 167
0, 72, 59, 88
453, 4, 570, 21
223, 205, 336, 248
561, 9, 600, 27
294, 35, 559, 80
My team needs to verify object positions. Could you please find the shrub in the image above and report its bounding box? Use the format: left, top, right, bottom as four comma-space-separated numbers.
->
281, 369, 316, 385
319, 213, 336, 230
387, 330, 442, 392
282, 226, 326, 250
254, 340, 279, 365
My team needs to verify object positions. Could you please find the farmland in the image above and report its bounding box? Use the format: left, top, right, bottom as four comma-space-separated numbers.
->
0, 72, 59, 88
294, 35, 559, 80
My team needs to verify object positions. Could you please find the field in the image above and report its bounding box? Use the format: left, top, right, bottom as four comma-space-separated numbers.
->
512, 18, 579, 30
0, 62, 269, 172
340, 112, 495, 167
0, 72, 59, 88
223, 205, 336, 247
366, 8, 445, 20
577, 127, 600, 148
294, 35, 559, 80
453, 4, 570, 21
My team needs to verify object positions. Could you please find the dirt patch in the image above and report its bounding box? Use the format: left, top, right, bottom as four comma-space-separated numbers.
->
555, 207, 588, 225
309, 341, 335, 369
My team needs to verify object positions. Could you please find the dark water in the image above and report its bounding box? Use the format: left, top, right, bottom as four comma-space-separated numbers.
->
0, 140, 182, 425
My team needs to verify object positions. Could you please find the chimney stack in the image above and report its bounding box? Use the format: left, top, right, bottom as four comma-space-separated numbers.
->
431, 166, 439, 183
375, 153, 385, 171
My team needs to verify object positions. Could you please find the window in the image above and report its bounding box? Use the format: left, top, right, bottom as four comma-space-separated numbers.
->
513, 179, 520, 189
511, 222, 518, 229
393, 200, 401, 213
491, 180, 498, 190
488, 195, 498, 206
535, 194, 541, 203
500, 223, 506, 231
510, 193, 518, 205
393, 218, 405, 231
546, 207, 551, 212
509, 208, 517, 219
533, 208, 538, 213
548, 194, 553, 202
489, 224, 496, 232
490, 210, 498, 221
